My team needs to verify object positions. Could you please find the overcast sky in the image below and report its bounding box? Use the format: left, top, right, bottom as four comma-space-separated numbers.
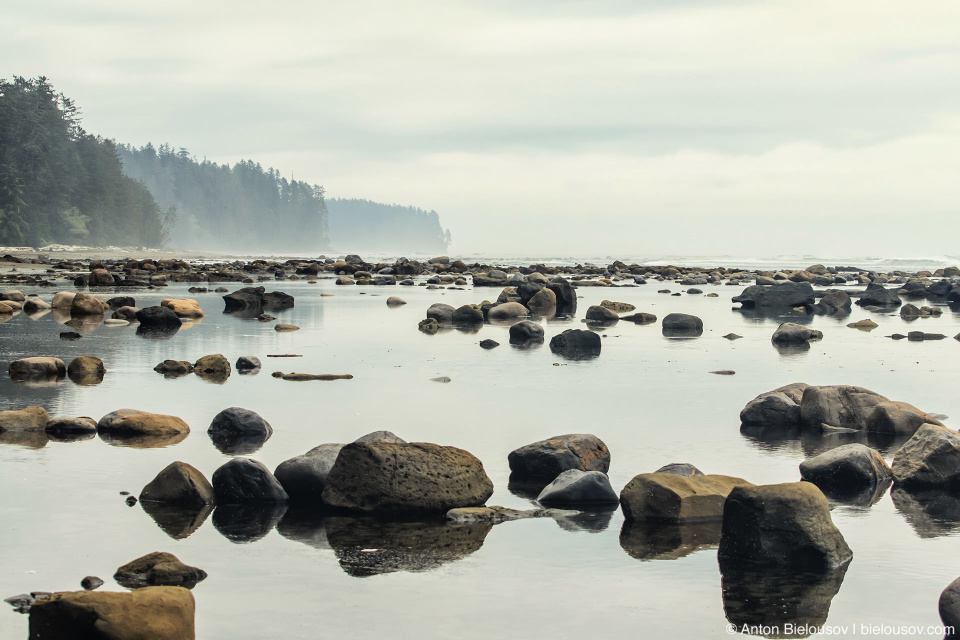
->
5, 0, 960, 257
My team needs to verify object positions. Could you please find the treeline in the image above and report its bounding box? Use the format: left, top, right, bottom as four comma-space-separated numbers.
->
0, 76, 172, 247
117, 144, 330, 252
326, 198, 451, 253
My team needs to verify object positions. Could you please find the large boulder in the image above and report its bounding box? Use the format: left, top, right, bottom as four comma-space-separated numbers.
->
771, 322, 823, 344
8, 357, 66, 380
815, 289, 852, 314
939, 577, 960, 632
487, 302, 528, 320
0, 406, 50, 431
856, 283, 902, 307
70, 292, 107, 316
97, 409, 190, 437
864, 400, 944, 436
212, 458, 289, 504
799, 385, 888, 431
718, 482, 853, 572
536, 469, 619, 507
222, 286, 294, 314
732, 282, 815, 308
526, 287, 557, 315
620, 473, 753, 523
28, 587, 195, 640
426, 303, 456, 323
451, 304, 483, 325
585, 305, 619, 323
114, 552, 206, 589
274, 443, 346, 501
140, 461, 215, 508
321, 442, 494, 515
661, 313, 703, 337
549, 329, 601, 360
546, 281, 577, 315
508, 320, 544, 345
161, 298, 204, 318
739, 383, 809, 427
799, 444, 891, 494
891, 423, 960, 489
67, 356, 105, 384
508, 434, 610, 479
135, 306, 183, 329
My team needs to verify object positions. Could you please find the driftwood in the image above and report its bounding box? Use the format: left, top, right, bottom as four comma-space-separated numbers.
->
267, 354, 303, 357
271, 371, 353, 381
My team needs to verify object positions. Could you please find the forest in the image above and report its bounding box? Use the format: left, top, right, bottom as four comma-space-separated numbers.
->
326, 198, 451, 254
0, 76, 172, 247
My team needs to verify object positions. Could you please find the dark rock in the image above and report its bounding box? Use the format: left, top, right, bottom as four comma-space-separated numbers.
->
112, 306, 139, 321
235, 356, 261, 370
546, 281, 577, 315
536, 469, 619, 507
891, 423, 960, 489
771, 322, 823, 344
661, 313, 703, 337
855, 283, 902, 307
80, 577, 103, 591
354, 430, 407, 444
621, 312, 657, 324
585, 305, 619, 323
508, 434, 610, 479
106, 296, 135, 309
799, 444, 891, 494
451, 304, 483, 325
222, 286, 294, 316
212, 458, 289, 504
940, 576, 960, 631
59, 331, 81, 341
548, 329, 601, 360
140, 461, 215, 508
153, 360, 194, 376
418, 318, 441, 334
212, 503, 287, 543
114, 551, 206, 589
135, 306, 182, 329
8, 357, 66, 381
426, 303, 456, 323
508, 320, 544, 345
620, 519, 722, 561
479, 339, 500, 349
732, 282, 815, 308
655, 463, 704, 477
274, 443, 346, 502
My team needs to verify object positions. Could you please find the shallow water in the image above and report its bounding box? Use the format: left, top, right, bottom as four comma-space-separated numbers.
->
2, 272, 960, 639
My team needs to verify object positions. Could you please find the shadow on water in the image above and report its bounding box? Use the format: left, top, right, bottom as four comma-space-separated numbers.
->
0, 430, 49, 449
135, 325, 180, 340
141, 501, 213, 540
734, 307, 814, 325
739, 425, 911, 459
98, 430, 189, 449
551, 508, 615, 533
721, 564, 849, 638
820, 477, 891, 508
275, 505, 331, 550
891, 486, 960, 539
620, 520, 722, 561
324, 516, 493, 577
213, 503, 287, 544
507, 475, 552, 501
209, 431, 271, 456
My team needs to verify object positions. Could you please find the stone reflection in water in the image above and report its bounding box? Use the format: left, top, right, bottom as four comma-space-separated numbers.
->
275, 505, 330, 550
722, 564, 849, 638
136, 324, 180, 340
324, 516, 492, 577
891, 486, 960, 538
0, 430, 48, 448
98, 430, 188, 449
213, 503, 287, 544
740, 426, 908, 459
507, 474, 552, 501
620, 520, 722, 561
209, 431, 270, 456
820, 477, 891, 507
141, 501, 214, 540
551, 508, 614, 533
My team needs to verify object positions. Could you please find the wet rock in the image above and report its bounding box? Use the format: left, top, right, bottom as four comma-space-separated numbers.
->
900, 303, 921, 319
140, 461, 215, 508
479, 339, 500, 349
546, 281, 577, 315
799, 444, 891, 494
891, 423, 960, 489
274, 323, 300, 332
940, 577, 960, 631
799, 385, 889, 431
526, 287, 557, 315
322, 442, 493, 515
354, 430, 407, 444
739, 383, 809, 427
59, 331, 81, 340
487, 302, 528, 320
222, 286, 294, 315
153, 360, 194, 376
508, 434, 610, 479
846, 319, 878, 330
207, 407, 272, 454
112, 306, 139, 321
44, 417, 97, 436
275, 443, 345, 502
212, 458, 289, 504
600, 300, 635, 313
386, 296, 406, 306
257, 313, 275, 322
585, 305, 619, 323
908, 331, 946, 341
106, 296, 135, 309
8, 357, 66, 381
0, 406, 51, 431
536, 469, 619, 507
621, 473, 753, 522
160, 298, 203, 318
426, 303, 456, 323
418, 318, 442, 334
865, 400, 944, 435
66, 356, 104, 384
0, 289, 26, 302
70, 292, 107, 316
193, 354, 230, 381
235, 356, 261, 370
732, 282, 815, 309
508, 320, 544, 345
23, 298, 51, 314
27, 587, 195, 640
856, 283, 902, 307
97, 409, 190, 438
50, 291, 76, 309
661, 313, 703, 337
816, 289, 852, 314
452, 304, 484, 325
718, 482, 852, 571
548, 329, 601, 360
655, 463, 705, 477
771, 322, 822, 344
114, 552, 207, 589
135, 306, 183, 329
722, 333, 742, 340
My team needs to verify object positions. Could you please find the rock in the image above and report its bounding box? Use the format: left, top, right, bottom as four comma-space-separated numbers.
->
722, 333, 742, 340
50, 291, 76, 309
709, 370, 736, 375
799, 444, 892, 494
335, 275, 355, 285
135, 306, 183, 329
846, 319, 878, 330
257, 314, 275, 322
479, 339, 500, 349
67, 356, 104, 380
0, 289, 25, 302
23, 298, 51, 314
856, 283, 902, 307
508, 320, 544, 345
212, 458, 289, 504
112, 306, 139, 321
386, 296, 406, 307
908, 331, 946, 341
97, 409, 190, 437
321, 442, 494, 515
585, 305, 619, 323
27, 587, 195, 640
426, 303, 456, 323
0, 300, 19, 313
274, 323, 300, 332
274, 443, 346, 501
655, 463, 704, 477
140, 462, 215, 507
44, 417, 97, 435
771, 322, 823, 344
817, 289, 852, 314
193, 354, 230, 376
620, 473, 753, 522
452, 304, 484, 325
160, 298, 203, 318
799, 385, 888, 431
430, 376, 452, 383
222, 286, 294, 315
106, 296, 135, 309
487, 302, 528, 320
208, 406, 272, 438
526, 287, 557, 315
536, 469, 619, 506
508, 434, 610, 479
548, 329, 601, 359
621, 312, 657, 324
865, 400, 944, 435
80, 577, 103, 591
354, 430, 407, 444
0, 406, 51, 431
153, 360, 194, 376
718, 482, 853, 571
8, 357, 66, 380
418, 318, 442, 334
732, 282, 815, 309
114, 552, 206, 588
939, 577, 960, 631
70, 292, 106, 316
59, 331, 81, 340
88, 268, 115, 286
547, 281, 577, 315
235, 356, 261, 370
661, 313, 703, 337
891, 423, 960, 489
900, 303, 921, 319
600, 300, 635, 313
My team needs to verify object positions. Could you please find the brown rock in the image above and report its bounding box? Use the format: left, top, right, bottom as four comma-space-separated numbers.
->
140, 462, 215, 508
0, 406, 51, 431
70, 292, 107, 316
114, 552, 206, 589
97, 410, 190, 437
160, 298, 203, 318
9, 357, 66, 380
620, 473, 754, 522
508, 434, 611, 478
866, 400, 943, 436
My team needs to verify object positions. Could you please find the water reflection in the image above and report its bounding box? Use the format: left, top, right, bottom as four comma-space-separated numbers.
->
819, 477, 891, 507
209, 431, 270, 456
213, 503, 287, 544
142, 500, 214, 540
98, 429, 189, 449
276, 505, 331, 550
721, 565, 849, 638
551, 508, 614, 533
507, 474, 551, 501
891, 486, 960, 538
620, 520, 722, 561
136, 324, 180, 340
324, 516, 492, 577
0, 429, 48, 448
739, 425, 909, 459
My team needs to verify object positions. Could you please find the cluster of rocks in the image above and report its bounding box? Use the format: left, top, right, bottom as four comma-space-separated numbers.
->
154, 354, 261, 383
0, 405, 191, 449
7, 355, 105, 386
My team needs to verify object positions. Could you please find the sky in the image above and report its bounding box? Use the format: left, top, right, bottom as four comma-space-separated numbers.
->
4, 0, 960, 258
